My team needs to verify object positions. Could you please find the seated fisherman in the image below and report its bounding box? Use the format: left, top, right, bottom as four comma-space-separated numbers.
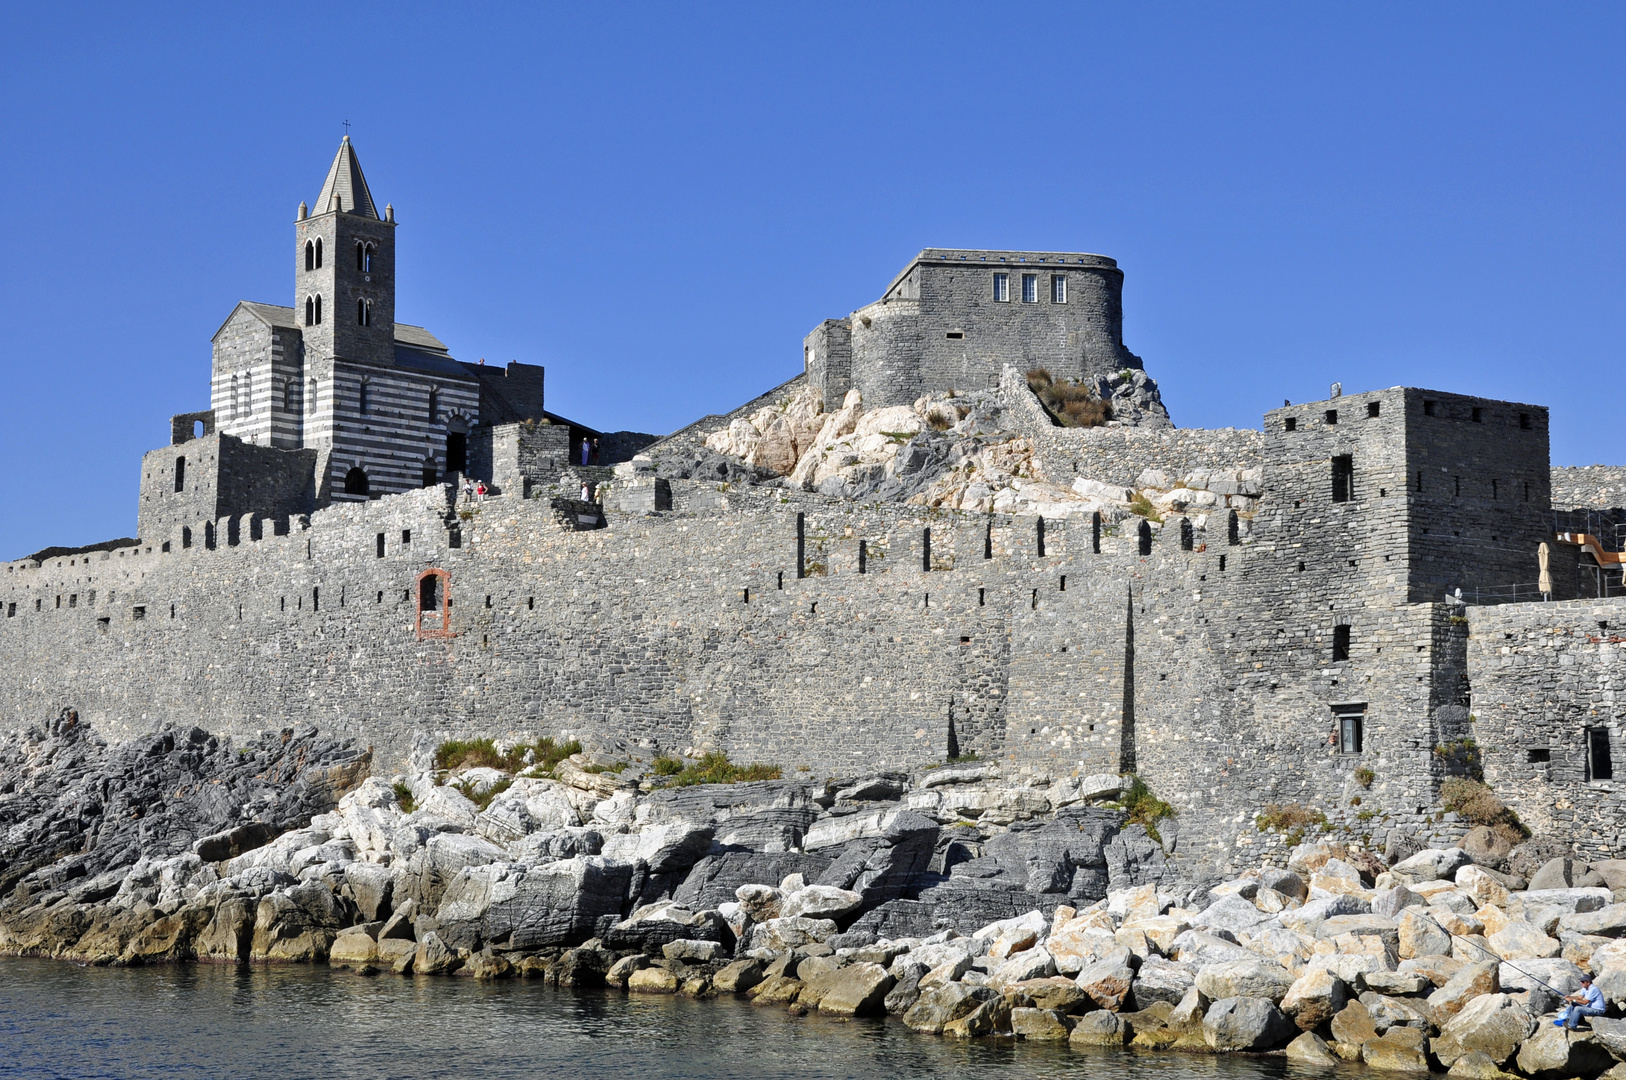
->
1556, 975, 1605, 1029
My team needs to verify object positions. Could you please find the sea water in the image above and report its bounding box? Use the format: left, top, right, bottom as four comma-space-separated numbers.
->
0, 958, 1350, 1080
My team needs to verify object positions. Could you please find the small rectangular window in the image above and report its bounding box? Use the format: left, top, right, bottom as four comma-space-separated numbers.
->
1284, 417, 1297, 432
1588, 727, 1614, 781
1332, 624, 1351, 662
1021, 273, 1038, 303
1051, 274, 1067, 303
376, 532, 385, 558
132, 606, 146, 620
174, 456, 186, 493
1471, 407, 1483, 423
1367, 402, 1380, 419
6, 603, 14, 618
1325, 409, 1338, 425
1526, 748, 1550, 763
992, 273, 1009, 302
945, 331, 964, 339
1519, 412, 1532, 430
1336, 706, 1365, 753
402, 530, 411, 545
1331, 455, 1354, 503
1423, 400, 1437, 417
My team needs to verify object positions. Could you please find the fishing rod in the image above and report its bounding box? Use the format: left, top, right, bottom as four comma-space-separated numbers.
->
1407, 907, 1578, 1000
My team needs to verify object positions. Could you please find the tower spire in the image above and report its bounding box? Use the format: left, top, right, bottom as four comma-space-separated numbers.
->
314, 135, 379, 220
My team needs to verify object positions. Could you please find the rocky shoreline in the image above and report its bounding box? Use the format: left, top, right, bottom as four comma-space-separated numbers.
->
6, 717, 1626, 1077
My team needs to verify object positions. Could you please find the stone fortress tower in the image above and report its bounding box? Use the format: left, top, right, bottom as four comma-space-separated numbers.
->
804, 249, 1165, 422
136, 138, 604, 544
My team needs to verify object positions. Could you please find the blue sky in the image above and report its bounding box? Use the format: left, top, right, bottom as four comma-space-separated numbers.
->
1, 3, 1622, 558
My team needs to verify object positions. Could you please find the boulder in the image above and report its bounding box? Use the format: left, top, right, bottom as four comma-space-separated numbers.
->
1488, 920, 1562, 961
1012, 976, 1094, 1014
1458, 866, 1512, 909
403, 832, 508, 911
1362, 1026, 1431, 1072
1363, 970, 1433, 995
747, 974, 804, 1004
628, 966, 681, 994
883, 975, 922, 1014
194, 896, 256, 962
1011, 1007, 1073, 1041
992, 946, 1056, 986
814, 961, 894, 1016
1432, 993, 1535, 1068
713, 958, 765, 994
1331, 999, 1381, 1048
1399, 908, 1454, 959
1261, 867, 1308, 901
1462, 827, 1517, 871
1069, 1009, 1129, 1046
1561, 904, 1626, 938
340, 863, 394, 923
1133, 956, 1196, 1006
942, 996, 1013, 1039
1528, 858, 1577, 892
1429, 961, 1501, 1025
1171, 930, 1258, 967
902, 982, 997, 1034
1393, 848, 1474, 883
414, 930, 460, 975
464, 948, 513, 980
1075, 957, 1136, 1011
1192, 896, 1270, 934
1202, 996, 1296, 1051
662, 939, 725, 963
1520, 887, 1613, 915
1281, 966, 1349, 1030
443, 857, 633, 951
1360, 990, 1433, 1032
1286, 1031, 1339, 1065
1448, 1052, 1524, 1079
1587, 1016, 1626, 1062
328, 928, 380, 968
1318, 913, 1400, 949
1374, 884, 1426, 920
1516, 1026, 1617, 1080
1496, 958, 1583, 996
780, 885, 863, 921
1195, 958, 1296, 1002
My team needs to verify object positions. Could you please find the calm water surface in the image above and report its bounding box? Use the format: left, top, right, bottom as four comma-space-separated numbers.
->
0, 958, 1357, 1080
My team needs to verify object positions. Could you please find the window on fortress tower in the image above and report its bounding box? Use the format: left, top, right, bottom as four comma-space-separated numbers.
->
1331, 455, 1354, 503
1021, 274, 1038, 303
1587, 727, 1614, 782
174, 456, 185, 493
1051, 275, 1067, 303
315, 295, 322, 324
304, 241, 315, 271
993, 273, 1009, 302
1333, 624, 1351, 662
1337, 707, 1364, 754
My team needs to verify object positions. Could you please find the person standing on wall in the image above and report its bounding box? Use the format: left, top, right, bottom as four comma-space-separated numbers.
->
463, 477, 474, 505
590, 438, 600, 466
580, 439, 589, 467
475, 481, 486, 504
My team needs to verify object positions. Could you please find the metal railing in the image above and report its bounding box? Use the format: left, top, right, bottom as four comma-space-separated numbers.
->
1445, 582, 1546, 607
1554, 509, 1626, 553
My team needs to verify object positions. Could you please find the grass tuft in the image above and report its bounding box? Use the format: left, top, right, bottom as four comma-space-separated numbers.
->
654, 752, 781, 787
455, 776, 513, 811
1027, 368, 1113, 428
392, 781, 416, 814
1111, 774, 1176, 844
1440, 777, 1528, 843
435, 736, 582, 776
1255, 802, 1329, 847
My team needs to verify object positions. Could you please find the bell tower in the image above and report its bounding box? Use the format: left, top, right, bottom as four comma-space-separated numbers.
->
294, 136, 397, 369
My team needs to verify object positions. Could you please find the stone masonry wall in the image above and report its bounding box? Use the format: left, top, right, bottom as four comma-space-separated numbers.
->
1468, 596, 1626, 860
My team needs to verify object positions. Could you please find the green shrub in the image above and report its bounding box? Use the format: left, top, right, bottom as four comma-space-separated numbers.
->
1439, 777, 1527, 843
1026, 368, 1113, 429
392, 781, 416, 814
1255, 802, 1329, 846
1128, 494, 1163, 523
454, 776, 512, 811
1354, 766, 1375, 788
655, 752, 781, 787
436, 735, 581, 775
1109, 774, 1176, 844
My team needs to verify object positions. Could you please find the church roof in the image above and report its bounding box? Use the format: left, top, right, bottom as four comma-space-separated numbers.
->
314, 136, 379, 219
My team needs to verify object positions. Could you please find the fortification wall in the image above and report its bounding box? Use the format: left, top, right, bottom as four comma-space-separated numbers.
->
0, 460, 1487, 873
1553, 465, 1626, 510
1468, 596, 1626, 859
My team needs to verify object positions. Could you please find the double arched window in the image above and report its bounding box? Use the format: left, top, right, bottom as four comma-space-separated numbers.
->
303, 238, 323, 271
357, 298, 372, 326
356, 241, 375, 272
305, 295, 323, 325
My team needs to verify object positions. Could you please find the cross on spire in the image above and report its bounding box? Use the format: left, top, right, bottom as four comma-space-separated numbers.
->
343, 119, 351, 137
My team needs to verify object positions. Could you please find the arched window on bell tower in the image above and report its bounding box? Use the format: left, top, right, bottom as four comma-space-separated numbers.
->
305, 296, 314, 326
304, 240, 314, 271
357, 298, 371, 326
314, 237, 323, 268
